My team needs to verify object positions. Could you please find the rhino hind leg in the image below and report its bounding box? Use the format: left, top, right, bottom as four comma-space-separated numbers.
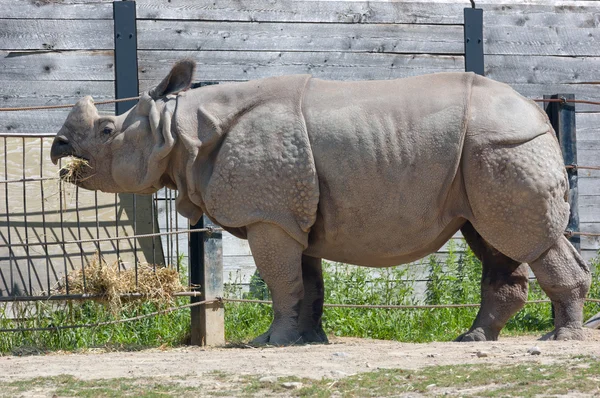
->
246, 223, 305, 346
529, 236, 590, 341
463, 132, 591, 340
455, 222, 529, 342
298, 256, 328, 343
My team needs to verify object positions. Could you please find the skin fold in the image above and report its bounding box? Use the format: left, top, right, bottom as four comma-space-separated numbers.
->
51, 60, 591, 346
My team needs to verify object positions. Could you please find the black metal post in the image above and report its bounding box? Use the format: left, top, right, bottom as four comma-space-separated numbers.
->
544, 94, 580, 252
464, 8, 484, 75
189, 215, 224, 346
113, 1, 138, 115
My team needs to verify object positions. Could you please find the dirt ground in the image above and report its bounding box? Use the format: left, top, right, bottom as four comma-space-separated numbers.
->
1, 330, 599, 385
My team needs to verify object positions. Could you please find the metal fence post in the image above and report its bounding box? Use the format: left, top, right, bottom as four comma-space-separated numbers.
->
464, 7, 484, 75
113, 1, 138, 115
189, 215, 225, 346
544, 94, 580, 252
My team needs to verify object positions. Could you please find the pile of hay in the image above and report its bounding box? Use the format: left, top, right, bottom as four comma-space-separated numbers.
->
56, 255, 185, 313
59, 158, 91, 184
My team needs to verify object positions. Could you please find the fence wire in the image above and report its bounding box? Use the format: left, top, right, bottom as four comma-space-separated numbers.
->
1, 296, 599, 334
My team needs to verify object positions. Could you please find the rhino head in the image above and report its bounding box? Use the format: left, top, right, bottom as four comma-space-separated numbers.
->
50, 59, 196, 194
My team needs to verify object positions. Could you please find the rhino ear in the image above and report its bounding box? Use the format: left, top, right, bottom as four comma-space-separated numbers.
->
149, 59, 196, 99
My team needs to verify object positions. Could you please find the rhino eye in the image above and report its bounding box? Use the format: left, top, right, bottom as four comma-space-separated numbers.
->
102, 127, 113, 135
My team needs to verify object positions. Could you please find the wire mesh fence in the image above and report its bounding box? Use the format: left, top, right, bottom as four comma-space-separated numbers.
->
0, 133, 188, 300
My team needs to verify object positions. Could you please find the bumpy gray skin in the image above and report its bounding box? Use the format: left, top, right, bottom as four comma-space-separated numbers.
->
51, 60, 591, 346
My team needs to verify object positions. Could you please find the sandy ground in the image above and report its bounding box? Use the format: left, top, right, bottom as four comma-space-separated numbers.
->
1, 330, 600, 384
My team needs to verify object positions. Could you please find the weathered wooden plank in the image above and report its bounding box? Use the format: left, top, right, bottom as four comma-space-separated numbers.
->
576, 222, 600, 252
137, 20, 463, 54
579, 195, 600, 223
485, 26, 600, 56
0, 19, 113, 51
575, 112, 600, 140
137, 50, 464, 82
485, 54, 600, 84
0, 81, 114, 108
135, 0, 468, 24
0, 51, 114, 81
482, 2, 600, 28
574, 113, 600, 178
0, 0, 113, 19
0, 110, 70, 135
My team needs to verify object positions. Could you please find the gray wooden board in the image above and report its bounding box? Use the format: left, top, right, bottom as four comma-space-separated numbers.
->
485, 54, 600, 85
135, 0, 468, 24
0, 0, 113, 19
137, 20, 464, 54
136, 21, 600, 57
1, 81, 115, 108
0, 51, 115, 82
0, 19, 114, 51
579, 196, 600, 223
137, 50, 464, 82
484, 26, 600, 56
481, 2, 600, 28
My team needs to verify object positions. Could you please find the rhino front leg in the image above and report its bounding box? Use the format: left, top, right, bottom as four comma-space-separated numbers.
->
456, 222, 529, 342
298, 255, 328, 343
246, 223, 305, 346
529, 236, 591, 341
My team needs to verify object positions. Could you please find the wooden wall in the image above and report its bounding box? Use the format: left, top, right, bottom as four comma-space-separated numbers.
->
1, 0, 600, 292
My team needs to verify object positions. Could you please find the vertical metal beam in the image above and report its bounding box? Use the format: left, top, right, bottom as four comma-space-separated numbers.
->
464, 8, 484, 75
189, 215, 224, 346
113, 1, 138, 115
544, 94, 580, 252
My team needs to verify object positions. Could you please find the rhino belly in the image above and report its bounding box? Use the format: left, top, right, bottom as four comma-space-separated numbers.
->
301, 75, 473, 266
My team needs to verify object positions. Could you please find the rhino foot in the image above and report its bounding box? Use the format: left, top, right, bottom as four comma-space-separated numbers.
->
455, 327, 498, 342
540, 327, 585, 341
250, 327, 304, 347
301, 327, 328, 344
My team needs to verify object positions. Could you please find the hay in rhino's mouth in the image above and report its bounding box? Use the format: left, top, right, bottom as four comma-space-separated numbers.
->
59, 156, 93, 184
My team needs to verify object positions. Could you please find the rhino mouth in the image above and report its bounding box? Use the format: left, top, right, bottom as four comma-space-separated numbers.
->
58, 155, 93, 185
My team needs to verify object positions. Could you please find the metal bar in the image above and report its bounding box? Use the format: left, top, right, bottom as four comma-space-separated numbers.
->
75, 187, 86, 292
168, 188, 173, 266
0, 176, 58, 184
151, 192, 156, 268
2, 227, 220, 248
3, 138, 14, 295
133, 193, 138, 287
464, 7, 484, 75
115, 193, 120, 268
22, 137, 32, 295
39, 138, 52, 294
95, 191, 101, 256
113, 0, 139, 115
58, 161, 69, 295
544, 94, 580, 251
175, 191, 180, 272
189, 215, 225, 346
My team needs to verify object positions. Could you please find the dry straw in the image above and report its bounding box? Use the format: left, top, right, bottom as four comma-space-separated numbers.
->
57, 255, 185, 314
59, 158, 92, 184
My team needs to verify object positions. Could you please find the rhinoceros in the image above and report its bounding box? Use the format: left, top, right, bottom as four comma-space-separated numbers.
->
51, 59, 591, 345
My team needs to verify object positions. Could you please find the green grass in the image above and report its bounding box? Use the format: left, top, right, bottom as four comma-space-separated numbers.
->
1, 243, 599, 352
1, 356, 599, 397
0, 299, 191, 354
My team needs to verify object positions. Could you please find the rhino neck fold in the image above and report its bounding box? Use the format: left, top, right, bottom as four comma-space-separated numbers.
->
169, 76, 319, 246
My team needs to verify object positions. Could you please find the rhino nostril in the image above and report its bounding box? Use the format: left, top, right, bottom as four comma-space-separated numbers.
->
55, 136, 69, 146
50, 135, 75, 165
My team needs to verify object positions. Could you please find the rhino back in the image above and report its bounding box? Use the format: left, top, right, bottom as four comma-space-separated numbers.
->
302, 73, 474, 265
